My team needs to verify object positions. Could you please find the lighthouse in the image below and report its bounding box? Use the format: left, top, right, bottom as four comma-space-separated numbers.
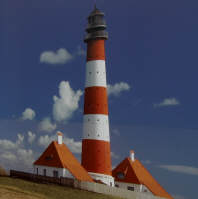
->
81, 6, 114, 186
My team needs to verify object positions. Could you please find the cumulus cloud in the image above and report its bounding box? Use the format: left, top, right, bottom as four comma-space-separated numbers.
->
39, 117, 56, 133
40, 48, 73, 64
38, 135, 54, 148
0, 139, 17, 150
0, 134, 35, 171
38, 134, 81, 154
27, 131, 36, 144
111, 152, 120, 159
158, 164, 198, 176
21, 108, 36, 120
154, 98, 180, 107
16, 133, 24, 145
63, 136, 81, 154
53, 81, 83, 122
107, 82, 130, 97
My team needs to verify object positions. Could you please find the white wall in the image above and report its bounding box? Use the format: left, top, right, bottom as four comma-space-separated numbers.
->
115, 181, 141, 192
89, 172, 114, 186
33, 165, 74, 179
74, 180, 167, 199
115, 181, 152, 194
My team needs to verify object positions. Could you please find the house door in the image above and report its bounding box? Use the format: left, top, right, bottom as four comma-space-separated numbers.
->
53, 170, 59, 178
43, 169, 46, 176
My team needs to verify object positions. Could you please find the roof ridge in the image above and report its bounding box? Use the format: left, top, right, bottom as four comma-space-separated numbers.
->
127, 158, 141, 184
56, 142, 79, 179
134, 159, 173, 199
53, 141, 68, 169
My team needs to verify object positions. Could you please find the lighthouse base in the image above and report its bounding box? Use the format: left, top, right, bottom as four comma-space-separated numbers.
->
89, 172, 115, 186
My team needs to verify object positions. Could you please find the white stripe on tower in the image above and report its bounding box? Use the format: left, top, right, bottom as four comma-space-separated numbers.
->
83, 114, 110, 141
85, 60, 107, 88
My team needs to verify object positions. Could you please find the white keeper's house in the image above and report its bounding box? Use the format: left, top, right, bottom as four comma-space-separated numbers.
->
33, 132, 93, 182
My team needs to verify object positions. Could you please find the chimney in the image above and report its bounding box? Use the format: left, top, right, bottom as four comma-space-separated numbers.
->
57, 131, 63, 145
130, 150, 135, 162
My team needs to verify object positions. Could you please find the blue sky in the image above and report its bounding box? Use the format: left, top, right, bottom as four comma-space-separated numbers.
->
0, 1, 197, 199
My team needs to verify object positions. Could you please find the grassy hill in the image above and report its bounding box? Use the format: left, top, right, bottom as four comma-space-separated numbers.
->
0, 177, 122, 199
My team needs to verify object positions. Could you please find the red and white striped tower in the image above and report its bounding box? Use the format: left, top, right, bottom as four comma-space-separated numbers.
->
81, 6, 114, 186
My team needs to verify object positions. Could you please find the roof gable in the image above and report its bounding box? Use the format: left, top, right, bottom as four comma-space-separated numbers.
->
112, 158, 140, 184
34, 141, 93, 182
34, 142, 64, 168
113, 158, 173, 199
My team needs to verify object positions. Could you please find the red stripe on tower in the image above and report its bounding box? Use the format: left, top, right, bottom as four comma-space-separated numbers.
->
81, 6, 114, 186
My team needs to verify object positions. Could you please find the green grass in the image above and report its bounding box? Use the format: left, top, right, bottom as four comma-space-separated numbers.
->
0, 177, 122, 199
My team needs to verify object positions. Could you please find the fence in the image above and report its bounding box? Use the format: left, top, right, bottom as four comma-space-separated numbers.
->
9, 170, 166, 199
10, 170, 74, 187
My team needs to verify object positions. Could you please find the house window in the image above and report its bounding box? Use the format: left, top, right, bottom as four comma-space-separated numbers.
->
53, 170, 59, 178
127, 186, 134, 191
45, 154, 53, 160
43, 169, 46, 176
36, 168, 38, 175
116, 172, 125, 179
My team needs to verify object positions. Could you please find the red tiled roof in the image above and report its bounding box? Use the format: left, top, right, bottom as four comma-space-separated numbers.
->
34, 141, 93, 182
112, 158, 173, 199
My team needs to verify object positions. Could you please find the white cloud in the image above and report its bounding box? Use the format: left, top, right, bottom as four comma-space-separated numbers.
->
0, 135, 35, 171
141, 160, 152, 164
111, 152, 120, 159
40, 48, 73, 64
38, 135, 54, 147
27, 131, 36, 144
154, 98, 180, 107
38, 134, 82, 154
0, 139, 17, 150
107, 82, 130, 97
21, 108, 36, 120
1, 152, 17, 162
39, 117, 56, 133
158, 164, 198, 176
53, 81, 83, 122
16, 133, 24, 145
63, 136, 81, 154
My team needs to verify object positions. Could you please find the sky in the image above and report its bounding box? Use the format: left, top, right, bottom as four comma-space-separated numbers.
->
0, 0, 198, 199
